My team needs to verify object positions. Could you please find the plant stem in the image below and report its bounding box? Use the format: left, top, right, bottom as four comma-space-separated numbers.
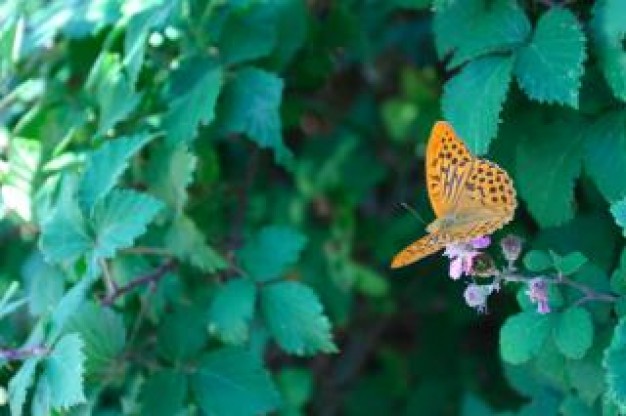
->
101, 259, 177, 306
0, 345, 49, 361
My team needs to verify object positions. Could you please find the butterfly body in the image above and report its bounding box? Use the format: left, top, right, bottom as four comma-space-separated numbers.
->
391, 121, 517, 269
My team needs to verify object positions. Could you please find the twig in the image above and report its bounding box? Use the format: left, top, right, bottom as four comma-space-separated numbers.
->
0, 345, 49, 362
101, 259, 177, 306
99, 258, 118, 297
122, 246, 173, 256
227, 146, 260, 251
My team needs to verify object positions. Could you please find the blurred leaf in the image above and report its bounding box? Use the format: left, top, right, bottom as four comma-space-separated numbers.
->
260, 281, 336, 356
78, 134, 153, 212
516, 117, 584, 227
584, 110, 626, 201
238, 225, 307, 282
215, 67, 292, 164
500, 311, 554, 364
461, 393, 495, 416
591, 0, 626, 102
551, 251, 588, 276
47, 275, 97, 344
140, 369, 187, 416
442, 56, 513, 155
268, 0, 308, 68
163, 58, 223, 145
65, 302, 126, 379
8, 357, 41, 416
209, 277, 257, 345
568, 339, 607, 405
191, 347, 281, 416
523, 250, 553, 272
553, 307, 593, 359
611, 248, 626, 295
276, 368, 313, 415
147, 145, 196, 214
164, 215, 227, 273
559, 396, 595, 416
603, 319, 626, 412
514, 9, 586, 107
611, 196, 626, 236
158, 305, 207, 363
22, 253, 65, 316
42, 333, 86, 410
1, 138, 41, 222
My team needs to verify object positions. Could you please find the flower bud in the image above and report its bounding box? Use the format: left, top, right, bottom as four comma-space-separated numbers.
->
463, 284, 490, 311
500, 234, 523, 263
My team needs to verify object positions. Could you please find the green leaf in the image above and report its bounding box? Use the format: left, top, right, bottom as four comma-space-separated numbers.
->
500, 311, 554, 364
78, 134, 153, 211
442, 56, 513, 155
8, 357, 41, 416
584, 110, 626, 201
568, 340, 606, 405
140, 370, 187, 416
22, 253, 65, 316
42, 333, 86, 410
268, 0, 308, 68
91, 189, 163, 259
559, 396, 595, 416
191, 347, 281, 416
163, 58, 223, 145
591, 0, 626, 102
215, 67, 292, 164
460, 392, 495, 416
157, 306, 207, 363
260, 281, 336, 356
276, 368, 313, 414
31, 376, 52, 416
65, 302, 126, 379
523, 250, 553, 272
514, 9, 586, 107
238, 225, 307, 282
1, 137, 41, 222
551, 251, 588, 276
434, 0, 530, 68
96, 62, 142, 135
147, 145, 197, 213
603, 319, 626, 411
164, 215, 227, 273
553, 307, 593, 359
611, 196, 626, 237
217, 4, 277, 65
208, 277, 257, 345
516, 117, 584, 227
611, 248, 626, 295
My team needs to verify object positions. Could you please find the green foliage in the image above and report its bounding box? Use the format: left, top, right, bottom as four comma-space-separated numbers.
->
3, 0, 626, 414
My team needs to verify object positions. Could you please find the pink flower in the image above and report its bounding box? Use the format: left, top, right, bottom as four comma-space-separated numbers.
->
463, 283, 492, 312
444, 236, 491, 279
526, 277, 550, 314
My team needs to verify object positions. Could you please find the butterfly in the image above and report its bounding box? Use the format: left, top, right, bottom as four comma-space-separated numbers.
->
391, 121, 517, 269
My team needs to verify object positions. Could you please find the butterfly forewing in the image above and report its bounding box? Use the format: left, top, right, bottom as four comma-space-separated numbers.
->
390, 233, 449, 269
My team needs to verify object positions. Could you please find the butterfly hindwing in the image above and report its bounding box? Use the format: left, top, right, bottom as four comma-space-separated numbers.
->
390, 233, 448, 269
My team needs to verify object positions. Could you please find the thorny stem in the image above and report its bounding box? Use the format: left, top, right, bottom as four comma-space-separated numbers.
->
0, 345, 49, 362
99, 258, 118, 297
101, 259, 177, 306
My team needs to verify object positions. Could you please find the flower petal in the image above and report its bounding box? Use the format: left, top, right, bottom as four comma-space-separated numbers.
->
449, 257, 464, 279
471, 235, 491, 249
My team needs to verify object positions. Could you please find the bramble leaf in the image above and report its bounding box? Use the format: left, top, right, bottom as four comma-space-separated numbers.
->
165, 215, 227, 273
238, 225, 307, 282
42, 333, 86, 410
158, 306, 207, 362
261, 281, 336, 356
500, 311, 554, 364
191, 347, 281, 416
603, 319, 626, 411
442, 56, 513, 155
553, 307, 593, 359
591, 0, 626, 102
147, 145, 197, 213
140, 369, 187, 416
163, 58, 223, 145
209, 277, 257, 345
611, 196, 626, 237
8, 357, 41, 416
514, 9, 586, 107
78, 134, 153, 211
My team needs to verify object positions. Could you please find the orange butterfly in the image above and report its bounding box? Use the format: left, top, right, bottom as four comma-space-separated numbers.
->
391, 121, 517, 269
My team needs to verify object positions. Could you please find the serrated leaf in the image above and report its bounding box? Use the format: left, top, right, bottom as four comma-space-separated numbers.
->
584, 110, 626, 201
217, 4, 277, 65
514, 9, 586, 107
65, 302, 126, 379
523, 250, 553, 272
261, 281, 336, 356
209, 277, 257, 345
611, 196, 626, 237
500, 311, 554, 364
164, 215, 227, 273
47, 273, 97, 344
147, 145, 196, 213
553, 307, 593, 359
1, 137, 41, 222
611, 248, 626, 295
163, 58, 223, 145
268, 0, 308, 69
43, 333, 86, 410
96, 60, 142, 135
552, 251, 588, 276
603, 319, 626, 411
8, 357, 41, 416
516, 117, 584, 227
191, 347, 281, 416
238, 225, 307, 282
157, 305, 207, 362
591, 0, 626, 102
78, 134, 153, 211
31, 375, 52, 416
22, 252, 65, 316
91, 189, 163, 259
442, 55, 513, 155
215, 67, 292, 164
434, 0, 530, 68
140, 369, 187, 416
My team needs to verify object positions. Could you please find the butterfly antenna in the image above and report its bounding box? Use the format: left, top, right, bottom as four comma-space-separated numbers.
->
399, 202, 427, 226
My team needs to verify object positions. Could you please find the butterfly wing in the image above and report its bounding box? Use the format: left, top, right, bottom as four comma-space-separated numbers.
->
390, 233, 449, 269
426, 121, 475, 218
